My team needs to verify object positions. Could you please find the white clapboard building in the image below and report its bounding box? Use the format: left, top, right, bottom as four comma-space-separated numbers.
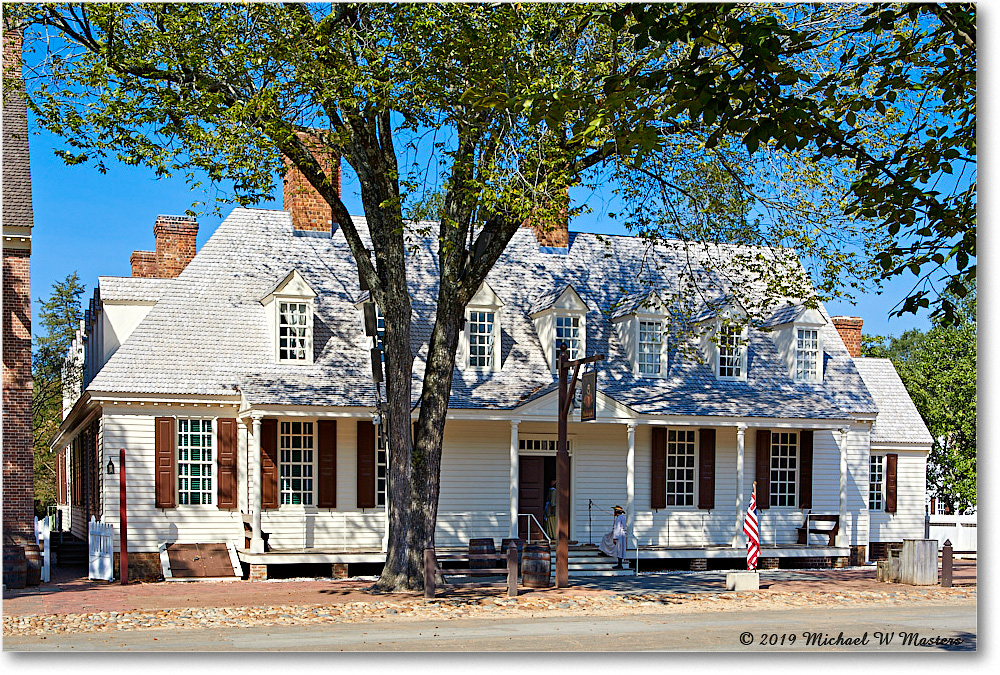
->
52, 163, 932, 580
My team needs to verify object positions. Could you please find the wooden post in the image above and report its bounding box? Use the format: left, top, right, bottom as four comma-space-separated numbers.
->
423, 547, 436, 599
507, 543, 518, 597
941, 539, 953, 588
119, 447, 128, 586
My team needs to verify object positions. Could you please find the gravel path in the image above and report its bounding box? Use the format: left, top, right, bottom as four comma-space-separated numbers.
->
3, 586, 975, 638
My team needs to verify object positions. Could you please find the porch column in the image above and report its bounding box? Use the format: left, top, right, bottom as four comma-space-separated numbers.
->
509, 419, 520, 538
250, 413, 265, 553
838, 427, 849, 548
626, 423, 636, 541
733, 424, 747, 547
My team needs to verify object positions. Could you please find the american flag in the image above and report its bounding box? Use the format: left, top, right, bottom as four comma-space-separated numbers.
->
743, 481, 760, 570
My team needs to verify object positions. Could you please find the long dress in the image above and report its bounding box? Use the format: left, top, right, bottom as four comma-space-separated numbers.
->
599, 513, 627, 558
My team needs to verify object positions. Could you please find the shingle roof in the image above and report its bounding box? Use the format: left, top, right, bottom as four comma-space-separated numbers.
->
88, 208, 878, 420
610, 290, 662, 320
854, 358, 933, 445
2, 78, 33, 232
760, 304, 808, 328
98, 276, 174, 303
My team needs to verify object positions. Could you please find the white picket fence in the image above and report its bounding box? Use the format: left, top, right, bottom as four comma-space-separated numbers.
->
33, 515, 51, 583
925, 514, 977, 553
88, 517, 115, 581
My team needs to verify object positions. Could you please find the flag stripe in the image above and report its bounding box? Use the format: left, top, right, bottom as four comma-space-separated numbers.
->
743, 482, 760, 570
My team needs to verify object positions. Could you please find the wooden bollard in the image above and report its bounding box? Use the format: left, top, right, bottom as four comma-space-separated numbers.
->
941, 539, 953, 588
507, 543, 518, 598
424, 547, 436, 599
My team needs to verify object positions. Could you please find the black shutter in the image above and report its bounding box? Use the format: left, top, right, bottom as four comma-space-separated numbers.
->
697, 428, 716, 510
885, 453, 898, 514
755, 429, 771, 509
357, 420, 376, 508
798, 430, 813, 510
651, 427, 666, 509
317, 420, 337, 508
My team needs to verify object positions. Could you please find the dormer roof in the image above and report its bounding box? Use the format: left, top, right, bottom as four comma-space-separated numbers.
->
611, 290, 666, 320
760, 303, 826, 329
260, 269, 317, 304
528, 284, 589, 317
691, 295, 747, 323
469, 281, 505, 307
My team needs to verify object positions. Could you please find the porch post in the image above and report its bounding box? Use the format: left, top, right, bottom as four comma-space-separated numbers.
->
250, 413, 265, 553
626, 422, 636, 541
838, 427, 849, 548
509, 419, 520, 538
734, 424, 746, 547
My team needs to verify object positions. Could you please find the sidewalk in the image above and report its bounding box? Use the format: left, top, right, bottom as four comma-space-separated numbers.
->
3, 560, 976, 619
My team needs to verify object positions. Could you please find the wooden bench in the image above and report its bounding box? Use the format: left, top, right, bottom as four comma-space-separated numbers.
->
796, 514, 839, 546
423, 544, 519, 599
242, 512, 270, 552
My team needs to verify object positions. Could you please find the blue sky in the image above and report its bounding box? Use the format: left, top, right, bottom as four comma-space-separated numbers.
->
27, 122, 936, 342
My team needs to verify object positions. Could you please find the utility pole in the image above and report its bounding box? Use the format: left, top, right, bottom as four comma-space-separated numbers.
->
556, 344, 604, 587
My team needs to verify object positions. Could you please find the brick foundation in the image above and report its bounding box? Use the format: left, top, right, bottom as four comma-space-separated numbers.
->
758, 557, 780, 570
332, 563, 349, 579
249, 564, 268, 581
689, 558, 707, 571
113, 552, 163, 582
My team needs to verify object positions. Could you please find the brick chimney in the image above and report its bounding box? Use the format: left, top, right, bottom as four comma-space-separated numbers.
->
130, 215, 199, 278
283, 131, 340, 233
521, 189, 570, 248
832, 316, 863, 357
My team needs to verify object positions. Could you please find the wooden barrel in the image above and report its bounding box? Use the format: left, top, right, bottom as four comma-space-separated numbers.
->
499, 538, 525, 567
23, 542, 42, 586
521, 543, 551, 588
3, 545, 27, 589
469, 538, 496, 569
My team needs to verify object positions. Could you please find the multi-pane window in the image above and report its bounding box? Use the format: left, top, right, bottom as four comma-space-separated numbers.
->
869, 455, 884, 510
376, 425, 387, 507
280, 421, 314, 505
177, 419, 213, 505
718, 325, 745, 378
376, 307, 386, 362
278, 301, 310, 361
519, 439, 559, 453
554, 315, 581, 363
796, 328, 820, 381
769, 432, 798, 507
468, 310, 495, 368
638, 320, 663, 375
666, 429, 696, 506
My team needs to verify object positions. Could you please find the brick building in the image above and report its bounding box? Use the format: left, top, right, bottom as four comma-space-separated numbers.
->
3, 22, 35, 543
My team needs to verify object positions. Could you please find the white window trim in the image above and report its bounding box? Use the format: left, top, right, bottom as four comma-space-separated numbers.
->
634, 313, 669, 378
279, 419, 316, 507
793, 324, 824, 383
552, 312, 586, 373
869, 454, 885, 511
175, 416, 217, 508
464, 307, 500, 372
769, 431, 799, 508
716, 323, 748, 381
664, 428, 698, 508
276, 298, 314, 364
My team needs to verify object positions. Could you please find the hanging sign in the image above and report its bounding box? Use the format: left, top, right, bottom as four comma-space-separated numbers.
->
581, 370, 597, 421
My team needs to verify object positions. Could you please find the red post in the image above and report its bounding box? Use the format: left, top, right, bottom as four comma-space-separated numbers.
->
556, 345, 570, 588
120, 447, 128, 585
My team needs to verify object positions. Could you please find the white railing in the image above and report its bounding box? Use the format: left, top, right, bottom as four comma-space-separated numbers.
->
517, 513, 551, 544
88, 516, 114, 581
925, 514, 977, 553
33, 515, 51, 583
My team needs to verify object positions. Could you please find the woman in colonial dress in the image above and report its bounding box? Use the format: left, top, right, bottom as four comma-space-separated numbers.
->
598, 505, 628, 569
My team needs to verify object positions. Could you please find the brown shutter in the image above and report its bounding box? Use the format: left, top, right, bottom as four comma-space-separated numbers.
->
72, 441, 81, 506
155, 417, 176, 508
317, 420, 337, 508
56, 449, 67, 504
260, 419, 279, 509
357, 420, 376, 509
651, 427, 666, 510
885, 453, 898, 514
798, 430, 814, 509
755, 429, 771, 509
216, 418, 238, 509
697, 428, 716, 510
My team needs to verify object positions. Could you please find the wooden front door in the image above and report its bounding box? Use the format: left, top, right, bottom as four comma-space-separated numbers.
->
519, 456, 564, 541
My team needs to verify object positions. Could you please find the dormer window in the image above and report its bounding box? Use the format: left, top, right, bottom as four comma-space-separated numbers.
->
279, 301, 311, 361
717, 324, 747, 379
795, 328, 820, 381
554, 315, 581, 362
530, 284, 589, 372
460, 282, 504, 373
638, 320, 663, 375
612, 290, 668, 378
261, 269, 317, 365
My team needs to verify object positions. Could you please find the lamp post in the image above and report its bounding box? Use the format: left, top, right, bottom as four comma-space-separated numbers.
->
555, 344, 604, 588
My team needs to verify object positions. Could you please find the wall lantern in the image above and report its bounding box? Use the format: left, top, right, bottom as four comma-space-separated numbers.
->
106, 458, 115, 475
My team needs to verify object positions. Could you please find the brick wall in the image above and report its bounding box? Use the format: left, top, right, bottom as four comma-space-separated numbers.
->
521, 189, 570, 248
832, 316, 863, 357
130, 250, 158, 278
153, 215, 198, 277
282, 131, 340, 233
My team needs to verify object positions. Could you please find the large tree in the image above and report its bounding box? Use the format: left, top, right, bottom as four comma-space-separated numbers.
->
32, 273, 85, 514
863, 289, 976, 513
10, 2, 973, 588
